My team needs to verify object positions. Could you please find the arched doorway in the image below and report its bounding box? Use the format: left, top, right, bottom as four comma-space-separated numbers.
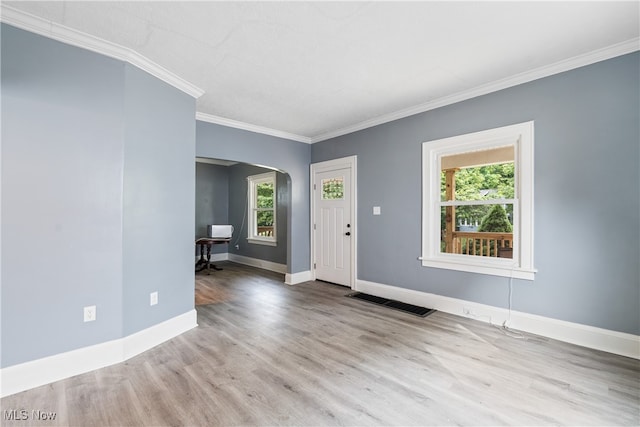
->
195, 157, 291, 278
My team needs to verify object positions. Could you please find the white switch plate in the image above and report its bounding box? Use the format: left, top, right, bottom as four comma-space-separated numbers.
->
84, 305, 96, 322
150, 291, 158, 306
373, 206, 381, 215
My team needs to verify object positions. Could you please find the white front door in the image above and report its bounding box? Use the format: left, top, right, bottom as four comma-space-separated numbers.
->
313, 167, 352, 287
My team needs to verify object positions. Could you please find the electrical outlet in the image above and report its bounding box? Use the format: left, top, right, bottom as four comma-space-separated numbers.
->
150, 291, 158, 306
235, 244, 240, 250
84, 305, 96, 322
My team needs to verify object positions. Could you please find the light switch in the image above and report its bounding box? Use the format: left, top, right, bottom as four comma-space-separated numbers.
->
373, 206, 381, 215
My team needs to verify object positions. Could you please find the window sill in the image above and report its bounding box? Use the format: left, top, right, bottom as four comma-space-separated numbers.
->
247, 238, 277, 247
420, 258, 536, 280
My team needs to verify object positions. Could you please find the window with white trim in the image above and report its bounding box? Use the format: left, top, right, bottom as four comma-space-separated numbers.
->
247, 172, 276, 246
421, 122, 535, 280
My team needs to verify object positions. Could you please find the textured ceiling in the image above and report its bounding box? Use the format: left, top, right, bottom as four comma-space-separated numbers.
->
4, 1, 639, 142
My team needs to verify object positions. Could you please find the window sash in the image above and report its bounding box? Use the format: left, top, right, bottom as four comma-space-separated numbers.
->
422, 121, 535, 280
247, 172, 276, 243
439, 198, 516, 207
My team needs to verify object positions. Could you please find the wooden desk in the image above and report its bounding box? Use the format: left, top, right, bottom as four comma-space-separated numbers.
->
195, 237, 231, 274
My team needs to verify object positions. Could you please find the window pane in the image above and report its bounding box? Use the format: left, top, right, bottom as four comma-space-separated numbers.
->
256, 182, 274, 208
247, 172, 277, 242
424, 122, 534, 278
454, 164, 514, 201
322, 177, 344, 200
440, 204, 513, 258
256, 210, 274, 237
441, 146, 515, 202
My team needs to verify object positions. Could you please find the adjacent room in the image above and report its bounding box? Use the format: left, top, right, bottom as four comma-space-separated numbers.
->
1, 1, 638, 426
194, 158, 290, 275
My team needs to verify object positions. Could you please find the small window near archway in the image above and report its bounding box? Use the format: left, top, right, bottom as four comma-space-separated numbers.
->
247, 172, 277, 246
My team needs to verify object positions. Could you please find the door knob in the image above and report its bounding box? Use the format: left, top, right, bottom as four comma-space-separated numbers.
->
345, 232, 351, 236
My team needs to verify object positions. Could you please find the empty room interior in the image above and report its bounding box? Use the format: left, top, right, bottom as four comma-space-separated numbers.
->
1, 1, 639, 426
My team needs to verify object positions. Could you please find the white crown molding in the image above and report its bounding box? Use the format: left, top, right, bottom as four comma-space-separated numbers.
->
356, 279, 640, 360
309, 37, 640, 143
203, 37, 638, 144
0, 5, 204, 99
196, 112, 312, 144
3, 4, 636, 144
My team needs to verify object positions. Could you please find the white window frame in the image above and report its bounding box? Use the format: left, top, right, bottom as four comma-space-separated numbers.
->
421, 121, 536, 280
247, 171, 277, 246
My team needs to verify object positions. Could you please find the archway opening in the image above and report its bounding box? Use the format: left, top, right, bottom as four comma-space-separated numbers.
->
195, 157, 292, 282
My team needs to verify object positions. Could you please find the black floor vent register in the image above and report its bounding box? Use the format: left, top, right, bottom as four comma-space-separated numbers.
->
347, 292, 436, 317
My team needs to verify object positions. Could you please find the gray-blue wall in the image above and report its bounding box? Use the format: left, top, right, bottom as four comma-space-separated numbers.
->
312, 52, 640, 335
1, 24, 196, 367
2, 20, 637, 375
195, 122, 310, 274
227, 163, 288, 265
195, 162, 229, 255
1, 24, 125, 366
194, 162, 288, 263
122, 65, 196, 336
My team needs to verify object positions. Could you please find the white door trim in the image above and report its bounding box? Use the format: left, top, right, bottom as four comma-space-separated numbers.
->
310, 156, 357, 289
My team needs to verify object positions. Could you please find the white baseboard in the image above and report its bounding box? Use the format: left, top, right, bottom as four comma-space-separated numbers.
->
0, 339, 123, 399
198, 252, 293, 283
195, 253, 228, 263
285, 270, 313, 285
198, 253, 310, 287
0, 310, 197, 398
122, 310, 198, 360
356, 279, 640, 360
228, 253, 287, 274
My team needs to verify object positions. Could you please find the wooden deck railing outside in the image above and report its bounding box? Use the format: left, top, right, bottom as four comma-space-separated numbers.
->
257, 226, 274, 237
449, 231, 513, 258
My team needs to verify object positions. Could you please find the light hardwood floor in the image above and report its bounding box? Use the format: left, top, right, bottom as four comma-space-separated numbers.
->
2, 262, 639, 426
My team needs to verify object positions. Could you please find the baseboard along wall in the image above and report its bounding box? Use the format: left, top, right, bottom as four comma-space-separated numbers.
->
6, 272, 631, 398
2, 255, 306, 397
356, 279, 639, 360
285, 270, 313, 286
196, 253, 288, 275
0, 310, 197, 398
195, 252, 312, 285
227, 253, 287, 274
